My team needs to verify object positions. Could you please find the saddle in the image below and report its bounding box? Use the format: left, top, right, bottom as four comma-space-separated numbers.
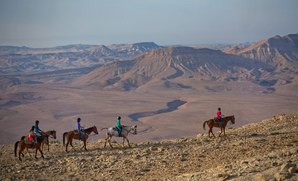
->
25, 135, 35, 145
73, 130, 85, 140
113, 127, 122, 137
214, 117, 222, 123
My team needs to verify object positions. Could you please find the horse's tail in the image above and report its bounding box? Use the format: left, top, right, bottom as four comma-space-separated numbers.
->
203, 121, 208, 130
14, 141, 19, 157
63, 132, 67, 146
101, 128, 108, 131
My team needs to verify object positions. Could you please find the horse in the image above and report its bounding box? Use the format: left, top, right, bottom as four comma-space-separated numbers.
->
101, 125, 137, 148
41, 130, 57, 151
203, 115, 235, 138
14, 134, 46, 161
63, 126, 98, 152
19, 130, 57, 155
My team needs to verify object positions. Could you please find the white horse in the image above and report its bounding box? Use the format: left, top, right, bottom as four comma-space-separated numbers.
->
101, 125, 137, 148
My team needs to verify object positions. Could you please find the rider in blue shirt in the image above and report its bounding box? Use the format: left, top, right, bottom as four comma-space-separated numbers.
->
33, 120, 43, 143
77, 118, 84, 140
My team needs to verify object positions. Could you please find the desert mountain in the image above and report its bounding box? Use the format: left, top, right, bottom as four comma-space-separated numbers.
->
225, 33, 298, 72
108, 42, 162, 57
74, 47, 271, 90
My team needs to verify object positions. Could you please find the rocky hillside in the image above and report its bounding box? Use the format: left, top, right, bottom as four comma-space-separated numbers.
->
1, 113, 298, 180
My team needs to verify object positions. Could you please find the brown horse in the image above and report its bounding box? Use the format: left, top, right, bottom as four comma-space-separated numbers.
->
63, 126, 98, 152
19, 130, 57, 155
203, 115, 235, 138
14, 135, 46, 161
41, 130, 57, 151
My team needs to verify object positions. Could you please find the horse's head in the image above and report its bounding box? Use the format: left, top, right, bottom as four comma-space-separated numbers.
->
52, 130, 57, 139
230, 115, 235, 124
131, 125, 137, 135
92, 126, 99, 134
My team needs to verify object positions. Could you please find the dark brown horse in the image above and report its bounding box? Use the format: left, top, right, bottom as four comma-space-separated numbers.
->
203, 115, 235, 138
14, 135, 46, 161
63, 126, 98, 152
41, 130, 57, 151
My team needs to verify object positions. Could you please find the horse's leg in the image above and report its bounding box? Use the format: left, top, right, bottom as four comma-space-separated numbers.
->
47, 137, 50, 151
65, 138, 69, 152
108, 137, 113, 148
122, 137, 125, 147
208, 128, 211, 138
219, 127, 223, 137
84, 139, 87, 151
210, 128, 216, 138
19, 146, 24, 161
126, 137, 131, 148
38, 146, 44, 159
70, 138, 76, 151
35, 147, 38, 159
104, 136, 108, 148
223, 127, 226, 136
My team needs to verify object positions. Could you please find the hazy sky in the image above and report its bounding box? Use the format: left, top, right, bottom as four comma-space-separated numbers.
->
0, 0, 298, 47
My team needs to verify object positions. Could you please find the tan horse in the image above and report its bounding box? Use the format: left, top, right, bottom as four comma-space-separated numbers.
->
63, 126, 98, 152
101, 125, 137, 148
203, 115, 235, 138
14, 135, 45, 161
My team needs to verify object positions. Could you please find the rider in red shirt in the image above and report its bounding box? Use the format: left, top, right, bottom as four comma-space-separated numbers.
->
216, 107, 222, 122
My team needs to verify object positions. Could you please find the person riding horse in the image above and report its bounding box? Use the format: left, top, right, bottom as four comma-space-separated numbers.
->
77, 118, 84, 140
215, 107, 223, 123
33, 120, 44, 143
116, 116, 122, 136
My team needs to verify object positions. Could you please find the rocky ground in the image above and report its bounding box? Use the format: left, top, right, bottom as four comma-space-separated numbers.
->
1, 113, 298, 181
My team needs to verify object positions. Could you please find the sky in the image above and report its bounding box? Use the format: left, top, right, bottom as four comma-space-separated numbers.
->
0, 0, 298, 47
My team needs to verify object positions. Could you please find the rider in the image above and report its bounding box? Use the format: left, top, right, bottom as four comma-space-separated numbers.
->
77, 117, 84, 140
33, 120, 43, 143
116, 116, 122, 136
216, 107, 223, 122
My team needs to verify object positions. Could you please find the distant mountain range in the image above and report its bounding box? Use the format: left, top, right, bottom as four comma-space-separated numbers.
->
74, 33, 298, 91
74, 47, 271, 90
0, 42, 162, 75
1, 33, 297, 91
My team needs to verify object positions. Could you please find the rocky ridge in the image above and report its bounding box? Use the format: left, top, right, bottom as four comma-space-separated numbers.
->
1, 113, 298, 180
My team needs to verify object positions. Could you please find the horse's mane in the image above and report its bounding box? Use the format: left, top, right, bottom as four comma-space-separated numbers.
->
84, 126, 95, 132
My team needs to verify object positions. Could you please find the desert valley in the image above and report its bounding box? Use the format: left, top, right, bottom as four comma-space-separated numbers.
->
0, 33, 298, 145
